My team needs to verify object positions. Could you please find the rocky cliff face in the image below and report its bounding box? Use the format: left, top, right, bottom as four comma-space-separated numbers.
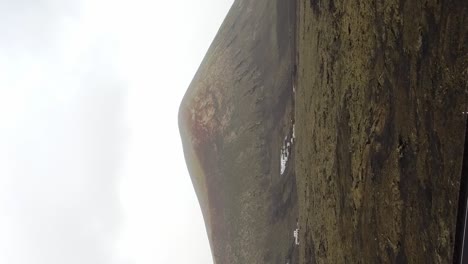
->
179, 0, 298, 263
180, 0, 467, 263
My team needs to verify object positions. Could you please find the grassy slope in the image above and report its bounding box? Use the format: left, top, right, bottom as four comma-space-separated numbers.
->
179, 0, 298, 263
296, 0, 467, 263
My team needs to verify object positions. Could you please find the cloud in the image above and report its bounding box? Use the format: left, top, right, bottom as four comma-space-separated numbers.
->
0, 0, 235, 263
0, 82, 127, 264
0, 0, 80, 55
0, 1, 127, 263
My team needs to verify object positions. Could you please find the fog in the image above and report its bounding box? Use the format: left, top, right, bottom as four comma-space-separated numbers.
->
0, 0, 233, 263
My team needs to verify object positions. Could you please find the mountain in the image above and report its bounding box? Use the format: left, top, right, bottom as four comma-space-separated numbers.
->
180, 0, 467, 263
179, 0, 297, 262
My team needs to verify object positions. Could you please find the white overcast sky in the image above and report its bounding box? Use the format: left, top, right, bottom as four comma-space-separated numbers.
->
0, 0, 233, 263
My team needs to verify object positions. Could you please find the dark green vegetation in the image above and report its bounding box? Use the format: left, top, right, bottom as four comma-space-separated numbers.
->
180, 0, 467, 263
